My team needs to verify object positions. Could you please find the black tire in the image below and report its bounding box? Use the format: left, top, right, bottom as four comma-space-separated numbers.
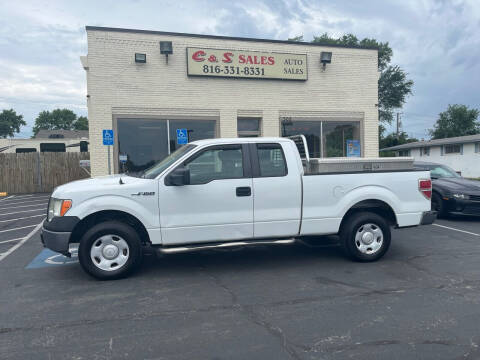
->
78, 221, 142, 280
340, 212, 391, 262
431, 192, 446, 218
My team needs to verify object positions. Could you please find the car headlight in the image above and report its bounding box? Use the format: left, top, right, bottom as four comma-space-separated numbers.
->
47, 198, 72, 221
452, 193, 470, 200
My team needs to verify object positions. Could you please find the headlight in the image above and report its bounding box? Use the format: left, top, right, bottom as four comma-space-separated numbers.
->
47, 198, 72, 221
452, 193, 470, 200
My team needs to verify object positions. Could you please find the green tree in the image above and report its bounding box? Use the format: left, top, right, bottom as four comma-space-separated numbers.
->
310, 33, 413, 125
33, 109, 88, 136
379, 131, 418, 157
0, 109, 26, 138
429, 104, 480, 139
287, 35, 304, 42
73, 116, 88, 130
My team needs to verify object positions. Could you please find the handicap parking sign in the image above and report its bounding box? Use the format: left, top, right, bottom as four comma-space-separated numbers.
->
176, 129, 188, 145
103, 129, 114, 145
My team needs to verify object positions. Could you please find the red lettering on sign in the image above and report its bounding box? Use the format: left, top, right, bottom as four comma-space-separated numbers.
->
261, 56, 267, 65
246, 55, 254, 64
208, 55, 218, 62
222, 52, 233, 63
192, 50, 206, 62
239, 54, 246, 63
268, 56, 275, 65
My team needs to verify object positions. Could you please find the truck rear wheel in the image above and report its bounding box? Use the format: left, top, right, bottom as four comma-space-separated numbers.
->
78, 221, 142, 280
340, 212, 391, 262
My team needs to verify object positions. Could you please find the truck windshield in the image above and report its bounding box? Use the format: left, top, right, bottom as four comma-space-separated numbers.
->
142, 144, 196, 179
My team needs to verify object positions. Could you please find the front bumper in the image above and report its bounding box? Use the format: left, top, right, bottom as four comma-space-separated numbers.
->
41, 229, 72, 256
41, 216, 80, 256
420, 210, 437, 225
444, 198, 480, 215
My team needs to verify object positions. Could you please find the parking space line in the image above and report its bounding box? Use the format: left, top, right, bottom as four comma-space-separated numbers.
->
0, 209, 46, 216
0, 221, 44, 262
6, 194, 36, 198
0, 237, 23, 245
0, 214, 45, 223
0, 224, 38, 234
0, 198, 49, 206
0, 203, 47, 211
433, 224, 480, 237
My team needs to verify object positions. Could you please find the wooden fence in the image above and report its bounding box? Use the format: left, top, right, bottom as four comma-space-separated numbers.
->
0, 152, 90, 194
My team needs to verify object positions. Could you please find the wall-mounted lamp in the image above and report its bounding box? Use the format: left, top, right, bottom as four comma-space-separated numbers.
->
320, 51, 332, 70
160, 41, 173, 64
135, 53, 146, 63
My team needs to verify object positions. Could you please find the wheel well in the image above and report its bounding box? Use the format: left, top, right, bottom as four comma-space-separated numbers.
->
340, 200, 397, 228
70, 210, 151, 245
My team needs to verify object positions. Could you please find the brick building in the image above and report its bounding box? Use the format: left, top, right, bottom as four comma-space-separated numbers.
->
82, 26, 379, 177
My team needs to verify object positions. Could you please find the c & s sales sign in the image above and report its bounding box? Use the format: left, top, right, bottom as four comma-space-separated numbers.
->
186, 48, 307, 81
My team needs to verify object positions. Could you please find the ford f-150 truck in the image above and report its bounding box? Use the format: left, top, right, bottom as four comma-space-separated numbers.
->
41, 136, 436, 279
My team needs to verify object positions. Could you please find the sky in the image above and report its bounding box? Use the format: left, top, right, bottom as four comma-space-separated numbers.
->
0, 0, 479, 139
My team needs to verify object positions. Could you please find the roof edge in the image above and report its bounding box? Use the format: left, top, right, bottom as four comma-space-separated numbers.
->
85, 26, 379, 50
381, 136, 480, 151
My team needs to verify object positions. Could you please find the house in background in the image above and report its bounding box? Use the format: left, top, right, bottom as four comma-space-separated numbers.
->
0, 130, 89, 153
381, 134, 480, 178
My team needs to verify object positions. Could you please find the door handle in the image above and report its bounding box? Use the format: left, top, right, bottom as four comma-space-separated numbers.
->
236, 186, 251, 197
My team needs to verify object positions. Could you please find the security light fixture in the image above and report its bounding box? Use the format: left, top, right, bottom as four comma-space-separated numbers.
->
160, 41, 173, 64
135, 53, 146, 63
320, 51, 332, 70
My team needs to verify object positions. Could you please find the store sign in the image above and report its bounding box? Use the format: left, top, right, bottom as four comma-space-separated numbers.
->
186, 47, 307, 80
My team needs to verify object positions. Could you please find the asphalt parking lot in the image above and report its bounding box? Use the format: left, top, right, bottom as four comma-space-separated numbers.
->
1, 195, 480, 360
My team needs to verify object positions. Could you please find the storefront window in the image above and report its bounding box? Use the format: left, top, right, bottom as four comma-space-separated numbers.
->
282, 120, 360, 158
118, 119, 168, 173
322, 121, 360, 157
117, 118, 216, 173
238, 117, 261, 137
169, 120, 216, 153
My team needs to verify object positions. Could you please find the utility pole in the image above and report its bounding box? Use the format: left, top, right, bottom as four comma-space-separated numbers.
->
396, 112, 403, 139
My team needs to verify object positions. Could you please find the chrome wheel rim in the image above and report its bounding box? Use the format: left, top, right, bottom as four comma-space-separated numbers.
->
354, 223, 383, 255
90, 234, 129, 271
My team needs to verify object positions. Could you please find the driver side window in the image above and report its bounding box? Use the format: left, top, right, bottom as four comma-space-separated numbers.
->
185, 145, 244, 185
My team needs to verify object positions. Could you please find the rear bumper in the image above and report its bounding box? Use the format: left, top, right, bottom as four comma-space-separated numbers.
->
420, 211, 437, 225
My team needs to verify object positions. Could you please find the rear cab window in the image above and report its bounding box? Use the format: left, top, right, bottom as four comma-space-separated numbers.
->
256, 143, 287, 177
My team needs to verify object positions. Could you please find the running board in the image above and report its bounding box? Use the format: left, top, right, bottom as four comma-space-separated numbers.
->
156, 238, 296, 254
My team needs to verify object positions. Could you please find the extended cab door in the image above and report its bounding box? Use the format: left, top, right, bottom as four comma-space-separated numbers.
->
159, 144, 253, 245
251, 142, 302, 238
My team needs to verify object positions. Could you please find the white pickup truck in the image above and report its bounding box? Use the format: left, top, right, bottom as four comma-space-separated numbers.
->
41, 136, 436, 279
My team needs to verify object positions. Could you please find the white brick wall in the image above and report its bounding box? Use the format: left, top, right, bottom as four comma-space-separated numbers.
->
85, 28, 379, 176
410, 143, 480, 178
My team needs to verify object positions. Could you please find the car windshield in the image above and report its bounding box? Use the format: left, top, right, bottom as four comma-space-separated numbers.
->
141, 144, 196, 179
428, 165, 461, 178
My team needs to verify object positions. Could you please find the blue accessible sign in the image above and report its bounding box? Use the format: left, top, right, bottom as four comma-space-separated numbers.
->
103, 129, 114, 145
346, 140, 361, 157
176, 129, 188, 145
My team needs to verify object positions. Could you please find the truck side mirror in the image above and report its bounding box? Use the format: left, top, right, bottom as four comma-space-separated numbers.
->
165, 167, 190, 186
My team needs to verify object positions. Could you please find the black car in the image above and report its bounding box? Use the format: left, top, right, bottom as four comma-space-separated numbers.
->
414, 161, 480, 217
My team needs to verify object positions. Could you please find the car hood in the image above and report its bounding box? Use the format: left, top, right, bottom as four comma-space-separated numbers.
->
52, 174, 148, 197
434, 177, 480, 193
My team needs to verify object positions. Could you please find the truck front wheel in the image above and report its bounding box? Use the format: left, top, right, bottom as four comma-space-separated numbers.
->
78, 221, 143, 280
340, 212, 391, 262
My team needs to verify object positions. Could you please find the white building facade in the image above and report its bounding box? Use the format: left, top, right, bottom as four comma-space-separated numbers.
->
83, 26, 380, 177
382, 134, 480, 178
